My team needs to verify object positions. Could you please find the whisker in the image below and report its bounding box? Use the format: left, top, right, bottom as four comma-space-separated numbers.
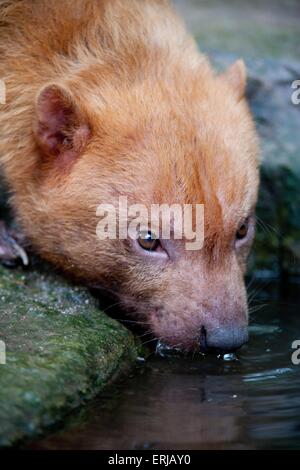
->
102, 301, 123, 314
114, 318, 149, 325
256, 215, 281, 238
141, 337, 159, 347
248, 303, 268, 314
137, 330, 153, 339
247, 280, 269, 304
246, 276, 255, 291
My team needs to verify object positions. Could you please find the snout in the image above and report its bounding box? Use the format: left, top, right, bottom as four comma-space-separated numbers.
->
200, 324, 248, 353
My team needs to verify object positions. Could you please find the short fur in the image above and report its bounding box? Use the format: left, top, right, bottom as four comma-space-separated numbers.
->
0, 0, 259, 351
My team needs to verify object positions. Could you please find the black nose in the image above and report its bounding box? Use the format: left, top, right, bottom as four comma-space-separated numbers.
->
200, 325, 248, 352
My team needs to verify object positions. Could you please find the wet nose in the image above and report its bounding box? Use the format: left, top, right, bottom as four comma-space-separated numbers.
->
200, 325, 248, 352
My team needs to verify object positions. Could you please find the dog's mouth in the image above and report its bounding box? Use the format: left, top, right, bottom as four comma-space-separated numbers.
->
154, 338, 242, 359
153, 324, 247, 358
92, 290, 248, 357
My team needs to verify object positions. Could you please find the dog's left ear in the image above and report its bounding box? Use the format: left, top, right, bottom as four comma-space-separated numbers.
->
221, 59, 247, 101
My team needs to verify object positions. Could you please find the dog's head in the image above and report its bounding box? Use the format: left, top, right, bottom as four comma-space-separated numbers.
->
13, 56, 259, 353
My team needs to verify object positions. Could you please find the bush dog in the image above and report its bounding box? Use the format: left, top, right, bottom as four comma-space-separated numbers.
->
0, 0, 259, 352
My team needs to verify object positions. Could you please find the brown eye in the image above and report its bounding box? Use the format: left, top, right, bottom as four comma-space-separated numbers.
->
236, 220, 249, 240
138, 231, 160, 251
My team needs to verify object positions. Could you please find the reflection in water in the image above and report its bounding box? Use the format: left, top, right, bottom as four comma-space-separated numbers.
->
28, 282, 300, 449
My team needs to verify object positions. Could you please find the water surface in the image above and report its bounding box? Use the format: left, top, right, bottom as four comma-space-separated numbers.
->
28, 282, 300, 450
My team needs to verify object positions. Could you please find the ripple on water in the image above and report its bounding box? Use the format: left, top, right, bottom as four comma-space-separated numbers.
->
25, 283, 300, 450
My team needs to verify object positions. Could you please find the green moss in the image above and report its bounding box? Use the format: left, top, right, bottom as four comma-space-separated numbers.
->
0, 264, 138, 447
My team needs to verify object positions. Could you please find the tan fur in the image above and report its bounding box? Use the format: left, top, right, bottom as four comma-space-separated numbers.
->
0, 0, 259, 350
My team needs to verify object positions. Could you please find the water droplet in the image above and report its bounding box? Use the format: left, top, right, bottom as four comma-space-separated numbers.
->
223, 353, 237, 361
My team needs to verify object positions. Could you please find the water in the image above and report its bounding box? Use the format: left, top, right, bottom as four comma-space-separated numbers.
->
27, 282, 300, 450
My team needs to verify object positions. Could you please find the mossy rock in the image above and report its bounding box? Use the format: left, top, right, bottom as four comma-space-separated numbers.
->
0, 263, 138, 447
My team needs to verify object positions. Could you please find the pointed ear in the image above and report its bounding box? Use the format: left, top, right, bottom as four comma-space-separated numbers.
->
221, 59, 247, 101
34, 84, 90, 162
